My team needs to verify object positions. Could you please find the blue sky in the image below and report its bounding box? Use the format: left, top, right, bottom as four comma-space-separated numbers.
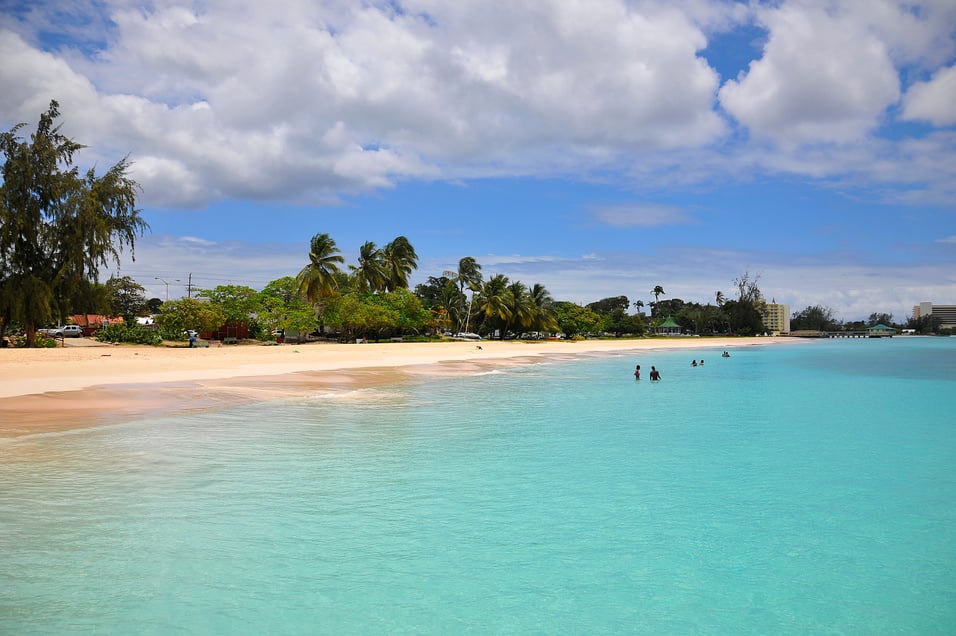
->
1, 0, 955, 321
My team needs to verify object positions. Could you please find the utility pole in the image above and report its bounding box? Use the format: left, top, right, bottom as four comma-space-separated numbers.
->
186, 272, 194, 298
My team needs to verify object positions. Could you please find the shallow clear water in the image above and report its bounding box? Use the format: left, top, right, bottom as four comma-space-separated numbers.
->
2, 337, 955, 634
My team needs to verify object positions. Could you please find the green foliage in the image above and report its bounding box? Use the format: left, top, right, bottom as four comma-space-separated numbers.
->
349, 241, 387, 293
651, 298, 687, 319
906, 314, 941, 334
156, 298, 226, 339
106, 275, 148, 322
0, 100, 147, 346
321, 294, 385, 340
791, 305, 838, 331
552, 301, 603, 338
35, 333, 59, 348
297, 233, 344, 303
321, 289, 430, 340
5, 332, 58, 348
368, 288, 430, 333
722, 300, 765, 335
382, 235, 418, 291
197, 284, 261, 323
95, 323, 162, 345
587, 296, 630, 314
602, 307, 646, 336
476, 274, 513, 337
258, 277, 317, 336
415, 275, 466, 332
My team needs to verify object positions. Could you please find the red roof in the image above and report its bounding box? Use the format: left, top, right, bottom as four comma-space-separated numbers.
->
69, 315, 125, 327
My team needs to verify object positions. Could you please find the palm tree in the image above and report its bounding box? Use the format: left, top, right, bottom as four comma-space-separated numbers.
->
477, 274, 512, 338
382, 236, 418, 291
435, 278, 465, 333
349, 241, 386, 293
633, 299, 645, 315
715, 291, 725, 307
504, 280, 531, 337
297, 233, 344, 303
652, 285, 665, 303
455, 257, 483, 294
455, 256, 483, 333
528, 283, 558, 333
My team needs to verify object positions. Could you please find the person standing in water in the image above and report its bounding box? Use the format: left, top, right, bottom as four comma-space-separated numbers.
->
650, 366, 661, 381
634, 365, 641, 380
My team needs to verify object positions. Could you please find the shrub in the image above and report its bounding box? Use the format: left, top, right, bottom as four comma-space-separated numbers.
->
34, 333, 58, 348
95, 323, 162, 345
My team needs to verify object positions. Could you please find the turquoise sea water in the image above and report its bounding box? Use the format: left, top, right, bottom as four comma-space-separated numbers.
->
2, 337, 955, 634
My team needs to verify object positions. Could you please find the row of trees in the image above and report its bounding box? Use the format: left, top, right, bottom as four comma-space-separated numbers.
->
790, 305, 946, 334
6, 103, 927, 346
290, 233, 562, 340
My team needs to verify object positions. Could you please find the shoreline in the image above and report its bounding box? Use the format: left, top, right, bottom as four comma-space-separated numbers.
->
1, 337, 789, 438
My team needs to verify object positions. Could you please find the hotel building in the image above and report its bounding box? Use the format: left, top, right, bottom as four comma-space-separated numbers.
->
913, 302, 956, 330
761, 301, 791, 335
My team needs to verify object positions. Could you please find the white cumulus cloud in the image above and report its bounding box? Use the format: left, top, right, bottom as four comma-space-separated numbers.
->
902, 65, 956, 126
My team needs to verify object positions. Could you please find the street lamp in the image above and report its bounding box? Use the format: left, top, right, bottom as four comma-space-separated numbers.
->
154, 277, 180, 302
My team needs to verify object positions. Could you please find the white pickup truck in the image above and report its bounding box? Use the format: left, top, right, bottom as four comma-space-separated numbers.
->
39, 325, 83, 337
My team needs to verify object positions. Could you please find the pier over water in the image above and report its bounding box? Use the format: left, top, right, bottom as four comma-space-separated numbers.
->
789, 330, 894, 339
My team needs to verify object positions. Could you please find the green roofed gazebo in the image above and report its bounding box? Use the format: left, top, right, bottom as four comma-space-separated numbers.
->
654, 316, 682, 335
866, 324, 896, 337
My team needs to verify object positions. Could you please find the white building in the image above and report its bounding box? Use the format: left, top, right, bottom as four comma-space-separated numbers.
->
913, 302, 956, 329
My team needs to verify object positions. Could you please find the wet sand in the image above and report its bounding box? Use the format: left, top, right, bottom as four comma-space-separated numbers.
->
0, 337, 784, 437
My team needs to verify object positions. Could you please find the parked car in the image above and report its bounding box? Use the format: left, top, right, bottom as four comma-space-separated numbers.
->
39, 325, 83, 337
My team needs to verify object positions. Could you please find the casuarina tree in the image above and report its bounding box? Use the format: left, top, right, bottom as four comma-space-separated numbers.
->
0, 101, 147, 346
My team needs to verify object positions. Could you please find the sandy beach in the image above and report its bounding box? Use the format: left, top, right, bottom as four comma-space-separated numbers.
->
1, 336, 781, 437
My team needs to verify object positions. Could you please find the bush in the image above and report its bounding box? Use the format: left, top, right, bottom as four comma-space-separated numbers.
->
95, 323, 163, 345
34, 333, 58, 348
158, 325, 188, 341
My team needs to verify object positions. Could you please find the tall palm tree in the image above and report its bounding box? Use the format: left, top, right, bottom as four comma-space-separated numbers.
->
715, 291, 728, 333
504, 280, 531, 336
528, 283, 558, 333
652, 285, 665, 303
435, 278, 466, 333
382, 236, 418, 291
633, 299, 645, 314
455, 256, 483, 333
455, 257, 483, 294
477, 274, 512, 338
297, 232, 344, 303
349, 241, 386, 293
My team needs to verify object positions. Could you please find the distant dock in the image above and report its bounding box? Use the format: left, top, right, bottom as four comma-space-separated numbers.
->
788, 330, 894, 339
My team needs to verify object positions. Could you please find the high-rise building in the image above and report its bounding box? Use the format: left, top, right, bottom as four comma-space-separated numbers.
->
761, 301, 790, 335
912, 302, 956, 329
